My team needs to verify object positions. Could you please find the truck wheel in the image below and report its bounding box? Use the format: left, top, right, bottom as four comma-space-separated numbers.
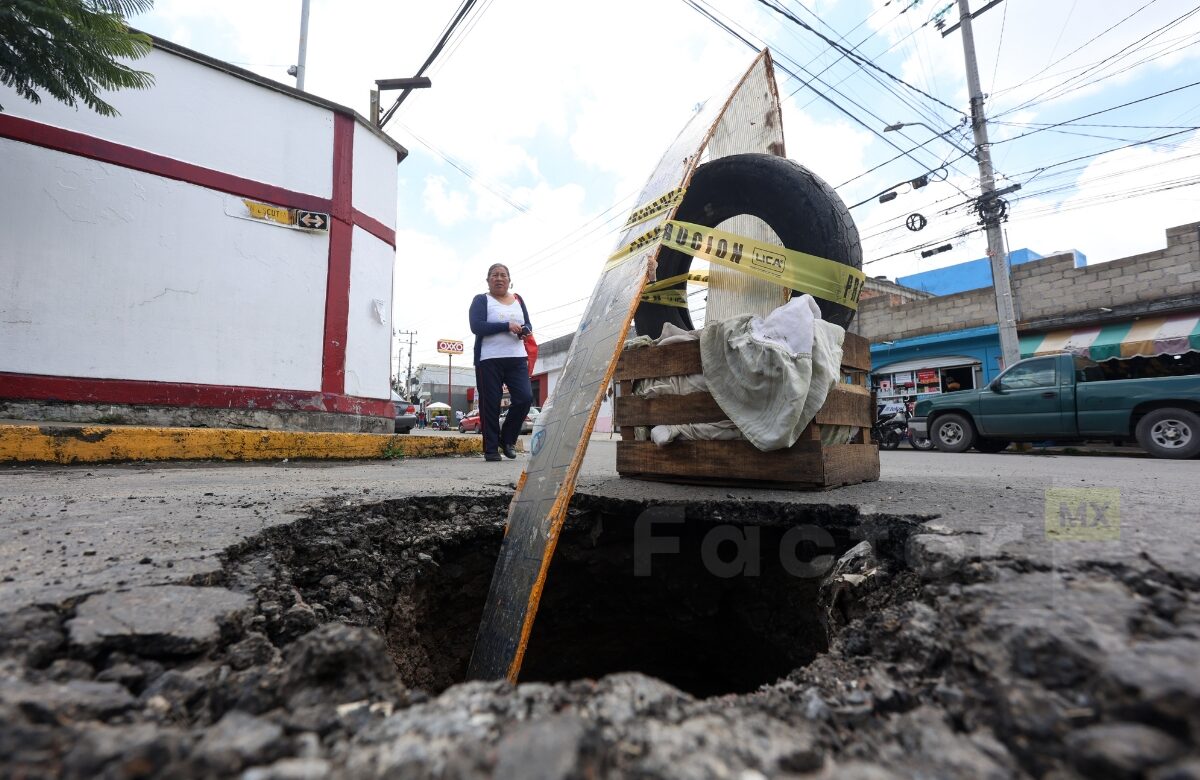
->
1135, 408, 1200, 459
973, 437, 1011, 453
634, 153, 861, 339
910, 435, 935, 451
932, 413, 975, 453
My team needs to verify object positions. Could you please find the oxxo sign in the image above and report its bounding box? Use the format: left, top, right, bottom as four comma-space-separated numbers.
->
437, 339, 464, 355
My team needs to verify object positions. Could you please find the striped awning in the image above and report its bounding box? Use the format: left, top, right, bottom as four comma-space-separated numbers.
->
1020, 313, 1200, 361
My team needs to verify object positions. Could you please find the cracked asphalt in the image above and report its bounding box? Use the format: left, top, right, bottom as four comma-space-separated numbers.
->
2, 442, 1198, 778
1, 442, 1193, 610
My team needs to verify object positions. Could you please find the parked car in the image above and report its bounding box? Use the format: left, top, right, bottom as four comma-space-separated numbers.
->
910, 353, 1200, 458
459, 410, 482, 433
394, 402, 417, 434
501, 406, 540, 435
460, 407, 541, 435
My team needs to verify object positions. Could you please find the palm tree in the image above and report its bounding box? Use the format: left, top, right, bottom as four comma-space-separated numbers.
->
0, 0, 155, 117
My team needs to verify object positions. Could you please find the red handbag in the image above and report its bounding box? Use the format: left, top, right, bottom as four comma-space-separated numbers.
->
515, 294, 537, 376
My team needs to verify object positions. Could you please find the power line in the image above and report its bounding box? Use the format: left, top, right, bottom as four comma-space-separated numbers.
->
379, 0, 480, 127
1009, 7, 1200, 119
990, 79, 1200, 147
681, 0, 978, 192
754, 0, 966, 119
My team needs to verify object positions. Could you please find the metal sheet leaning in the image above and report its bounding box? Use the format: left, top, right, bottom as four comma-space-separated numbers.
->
467, 50, 783, 682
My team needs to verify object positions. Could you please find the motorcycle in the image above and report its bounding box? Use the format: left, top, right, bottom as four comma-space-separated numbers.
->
872, 404, 935, 450
871, 409, 909, 450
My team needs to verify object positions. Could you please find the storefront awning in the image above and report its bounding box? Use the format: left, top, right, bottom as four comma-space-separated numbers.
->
1020, 313, 1200, 361
874, 355, 980, 374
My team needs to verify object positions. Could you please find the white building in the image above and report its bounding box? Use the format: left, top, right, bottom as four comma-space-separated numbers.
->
0, 36, 407, 432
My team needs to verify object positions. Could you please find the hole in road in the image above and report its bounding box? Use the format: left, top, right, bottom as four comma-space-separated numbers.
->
235, 496, 916, 699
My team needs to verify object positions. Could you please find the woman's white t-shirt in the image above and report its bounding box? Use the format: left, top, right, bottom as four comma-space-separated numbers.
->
479, 296, 528, 361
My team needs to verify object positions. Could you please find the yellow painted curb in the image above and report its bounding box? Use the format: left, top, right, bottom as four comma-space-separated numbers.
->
0, 425, 485, 465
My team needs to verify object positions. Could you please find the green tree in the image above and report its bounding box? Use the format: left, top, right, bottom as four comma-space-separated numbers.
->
0, 0, 155, 117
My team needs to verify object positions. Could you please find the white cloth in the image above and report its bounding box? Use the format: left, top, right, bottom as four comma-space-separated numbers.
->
699, 296, 845, 451
631, 296, 846, 451
479, 297, 527, 361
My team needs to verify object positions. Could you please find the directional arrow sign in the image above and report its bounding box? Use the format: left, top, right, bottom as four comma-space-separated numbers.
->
296, 210, 329, 231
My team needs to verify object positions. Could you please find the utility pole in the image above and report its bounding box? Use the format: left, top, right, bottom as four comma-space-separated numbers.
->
955, 0, 1021, 369
294, 0, 311, 91
396, 329, 417, 396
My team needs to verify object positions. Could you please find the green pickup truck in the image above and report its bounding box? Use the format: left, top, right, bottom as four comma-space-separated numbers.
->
908, 353, 1200, 459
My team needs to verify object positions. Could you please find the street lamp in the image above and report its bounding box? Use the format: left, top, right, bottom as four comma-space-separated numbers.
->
884, 121, 977, 161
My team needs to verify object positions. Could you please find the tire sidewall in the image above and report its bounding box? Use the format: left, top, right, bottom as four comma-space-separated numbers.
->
635, 153, 861, 339
1136, 408, 1200, 459
933, 413, 975, 453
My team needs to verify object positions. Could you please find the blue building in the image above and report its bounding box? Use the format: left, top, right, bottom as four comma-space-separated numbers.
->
868, 248, 1087, 403
895, 248, 1086, 296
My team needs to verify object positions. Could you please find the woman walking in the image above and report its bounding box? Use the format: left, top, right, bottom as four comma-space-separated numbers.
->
468, 263, 534, 461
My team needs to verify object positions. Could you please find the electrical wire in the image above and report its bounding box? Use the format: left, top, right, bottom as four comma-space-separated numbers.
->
754, 0, 966, 119
379, 0, 480, 127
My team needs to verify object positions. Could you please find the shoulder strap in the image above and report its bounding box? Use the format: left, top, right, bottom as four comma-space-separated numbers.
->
514, 293, 530, 326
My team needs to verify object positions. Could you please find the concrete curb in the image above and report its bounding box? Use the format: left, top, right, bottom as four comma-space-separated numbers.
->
0, 424, 484, 465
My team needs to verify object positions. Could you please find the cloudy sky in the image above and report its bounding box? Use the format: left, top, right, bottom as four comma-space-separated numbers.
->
130, 0, 1200, 373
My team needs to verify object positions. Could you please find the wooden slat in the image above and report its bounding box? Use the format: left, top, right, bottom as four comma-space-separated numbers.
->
616, 440, 878, 489
818, 443, 880, 486
615, 341, 702, 381
617, 439, 825, 482
614, 392, 726, 426
841, 332, 871, 371
814, 384, 874, 427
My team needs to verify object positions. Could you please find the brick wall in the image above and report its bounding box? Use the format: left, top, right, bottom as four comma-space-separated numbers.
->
856, 221, 1200, 342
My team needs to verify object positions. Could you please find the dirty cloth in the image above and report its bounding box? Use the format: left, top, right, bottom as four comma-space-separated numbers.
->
700, 295, 845, 451
632, 296, 846, 451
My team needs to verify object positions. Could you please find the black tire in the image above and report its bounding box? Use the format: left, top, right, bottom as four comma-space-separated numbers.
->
1135, 407, 1200, 459
932, 413, 975, 453
634, 153, 862, 339
973, 437, 1011, 453
910, 435, 935, 451
458, 425, 466, 433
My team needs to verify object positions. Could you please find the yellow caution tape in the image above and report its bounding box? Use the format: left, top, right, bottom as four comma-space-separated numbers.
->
609, 220, 866, 309
639, 289, 689, 308
622, 187, 686, 230
643, 271, 709, 293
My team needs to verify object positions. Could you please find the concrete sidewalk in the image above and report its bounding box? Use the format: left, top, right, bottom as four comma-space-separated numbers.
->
0, 420, 485, 465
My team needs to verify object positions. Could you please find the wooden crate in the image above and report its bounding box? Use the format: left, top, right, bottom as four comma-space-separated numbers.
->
614, 332, 878, 490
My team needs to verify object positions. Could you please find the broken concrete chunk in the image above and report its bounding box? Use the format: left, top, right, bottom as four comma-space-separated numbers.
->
0, 606, 65, 666
1066, 722, 1186, 779
67, 586, 253, 656
194, 710, 285, 773
0, 678, 135, 723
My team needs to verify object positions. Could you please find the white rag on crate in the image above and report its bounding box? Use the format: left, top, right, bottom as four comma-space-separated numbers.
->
631, 296, 846, 451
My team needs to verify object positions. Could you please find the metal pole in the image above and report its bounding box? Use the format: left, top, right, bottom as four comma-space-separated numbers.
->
295, 0, 311, 91
448, 355, 453, 416
956, 0, 1021, 370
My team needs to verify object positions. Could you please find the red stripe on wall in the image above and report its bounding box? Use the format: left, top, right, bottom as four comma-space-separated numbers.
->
321, 115, 355, 394
0, 373, 395, 418
0, 113, 332, 214
353, 208, 397, 248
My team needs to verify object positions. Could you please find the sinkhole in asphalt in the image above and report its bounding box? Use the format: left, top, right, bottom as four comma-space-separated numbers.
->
241, 495, 916, 699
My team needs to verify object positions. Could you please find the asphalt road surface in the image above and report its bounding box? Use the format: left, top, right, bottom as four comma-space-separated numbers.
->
1, 441, 1193, 610
3, 440, 1198, 778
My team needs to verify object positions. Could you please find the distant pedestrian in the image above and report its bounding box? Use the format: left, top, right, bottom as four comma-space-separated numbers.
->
418, 410, 426, 429
469, 263, 533, 462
